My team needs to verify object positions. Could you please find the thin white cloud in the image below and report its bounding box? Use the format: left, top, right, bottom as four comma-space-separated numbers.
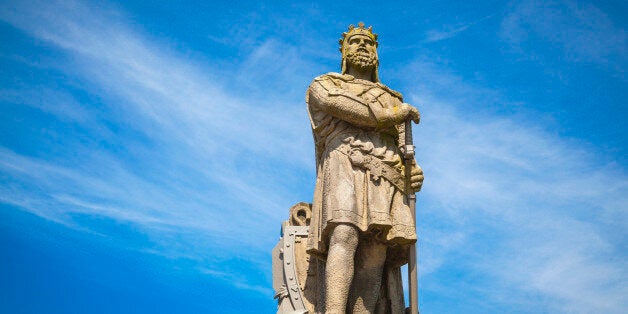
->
423, 23, 471, 43
500, 0, 626, 64
0, 0, 313, 270
199, 267, 273, 296
422, 14, 495, 43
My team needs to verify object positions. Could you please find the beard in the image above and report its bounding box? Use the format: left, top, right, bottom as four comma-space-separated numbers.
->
346, 49, 377, 72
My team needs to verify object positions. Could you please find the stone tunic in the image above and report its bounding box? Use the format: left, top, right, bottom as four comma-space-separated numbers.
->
306, 73, 417, 258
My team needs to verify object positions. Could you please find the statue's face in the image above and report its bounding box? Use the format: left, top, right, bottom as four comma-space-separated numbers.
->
347, 34, 376, 54
345, 34, 377, 72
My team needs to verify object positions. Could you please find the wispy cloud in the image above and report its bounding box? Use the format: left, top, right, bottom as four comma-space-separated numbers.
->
198, 267, 273, 296
500, 0, 626, 65
0, 0, 315, 276
423, 15, 494, 43
424, 24, 472, 43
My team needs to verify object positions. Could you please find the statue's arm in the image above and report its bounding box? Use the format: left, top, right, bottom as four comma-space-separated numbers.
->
308, 78, 408, 128
307, 79, 378, 127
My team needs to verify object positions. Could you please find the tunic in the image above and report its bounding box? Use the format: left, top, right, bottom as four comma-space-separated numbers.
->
305, 72, 417, 259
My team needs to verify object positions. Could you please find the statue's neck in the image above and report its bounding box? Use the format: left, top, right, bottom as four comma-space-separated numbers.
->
346, 66, 374, 82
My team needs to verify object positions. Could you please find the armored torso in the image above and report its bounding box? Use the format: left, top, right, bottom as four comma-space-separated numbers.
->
305, 73, 416, 257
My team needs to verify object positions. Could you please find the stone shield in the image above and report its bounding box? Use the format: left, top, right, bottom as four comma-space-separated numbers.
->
272, 202, 320, 314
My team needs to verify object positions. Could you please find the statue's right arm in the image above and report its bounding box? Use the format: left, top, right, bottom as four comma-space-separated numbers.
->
307, 79, 379, 128
308, 78, 409, 128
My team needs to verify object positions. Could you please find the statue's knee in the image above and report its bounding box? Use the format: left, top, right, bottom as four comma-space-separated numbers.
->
330, 224, 359, 248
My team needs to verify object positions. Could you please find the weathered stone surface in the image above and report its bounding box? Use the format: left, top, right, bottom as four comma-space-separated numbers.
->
273, 22, 423, 314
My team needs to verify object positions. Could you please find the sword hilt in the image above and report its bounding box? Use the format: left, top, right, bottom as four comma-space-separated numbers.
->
403, 119, 415, 161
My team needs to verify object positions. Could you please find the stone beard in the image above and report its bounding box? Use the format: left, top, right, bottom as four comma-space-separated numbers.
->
345, 49, 377, 72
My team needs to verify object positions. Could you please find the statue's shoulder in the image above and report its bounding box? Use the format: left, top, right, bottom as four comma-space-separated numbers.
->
310, 73, 404, 101
375, 82, 404, 101
313, 72, 353, 84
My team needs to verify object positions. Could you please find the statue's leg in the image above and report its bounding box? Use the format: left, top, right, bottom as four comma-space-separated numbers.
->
348, 239, 387, 313
325, 223, 359, 314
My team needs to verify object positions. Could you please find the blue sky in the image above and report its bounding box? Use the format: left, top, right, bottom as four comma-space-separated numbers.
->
0, 0, 626, 313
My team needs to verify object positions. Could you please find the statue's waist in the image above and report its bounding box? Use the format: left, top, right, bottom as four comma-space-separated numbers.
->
328, 135, 406, 192
326, 131, 399, 155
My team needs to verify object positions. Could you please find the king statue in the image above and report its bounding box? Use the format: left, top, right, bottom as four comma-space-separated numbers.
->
273, 22, 424, 314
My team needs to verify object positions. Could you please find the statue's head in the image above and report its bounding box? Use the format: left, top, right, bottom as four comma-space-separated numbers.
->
339, 22, 379, 82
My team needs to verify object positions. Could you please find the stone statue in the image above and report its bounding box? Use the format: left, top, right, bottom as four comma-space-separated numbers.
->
273, 22, 423, 314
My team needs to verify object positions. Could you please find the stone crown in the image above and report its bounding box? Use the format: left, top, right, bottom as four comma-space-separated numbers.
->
339, 22, 379, 52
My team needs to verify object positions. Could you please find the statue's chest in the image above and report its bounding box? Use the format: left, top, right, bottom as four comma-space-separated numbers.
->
340, 82, 400, 109
340, 81, 372, 95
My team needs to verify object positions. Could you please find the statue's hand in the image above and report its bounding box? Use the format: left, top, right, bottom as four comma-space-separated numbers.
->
410, 161, 424, 192
396, 103, 420, 124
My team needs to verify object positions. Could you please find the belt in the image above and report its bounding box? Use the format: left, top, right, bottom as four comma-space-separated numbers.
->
335, 145, 407, 193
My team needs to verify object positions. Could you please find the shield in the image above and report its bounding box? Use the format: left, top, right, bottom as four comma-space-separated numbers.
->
272, 202, 319, 314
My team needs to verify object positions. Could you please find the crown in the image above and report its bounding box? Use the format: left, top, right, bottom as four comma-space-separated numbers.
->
339, 22, 378, 52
